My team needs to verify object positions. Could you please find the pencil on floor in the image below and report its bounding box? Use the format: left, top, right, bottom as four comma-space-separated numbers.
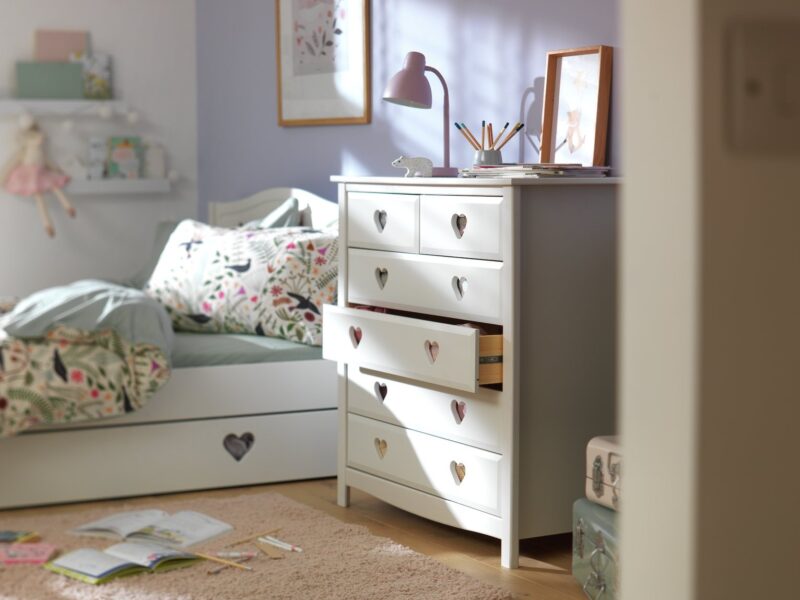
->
195, 552, 254, 571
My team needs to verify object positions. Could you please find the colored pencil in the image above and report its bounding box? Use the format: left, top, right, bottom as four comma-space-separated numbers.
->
225, 528, 281, 547
488, 123, 494, 149
207, 556, 253, 575
455, 122, 480, 150
459, 123, 481, 150
491, 122, 509, 150
481, 120, 486, 150
194, 552, 254, 571
495, 122, 524, 151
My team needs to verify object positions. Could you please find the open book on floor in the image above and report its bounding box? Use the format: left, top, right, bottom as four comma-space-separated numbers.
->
71, 510, 232, 548
45, 541, 199, 585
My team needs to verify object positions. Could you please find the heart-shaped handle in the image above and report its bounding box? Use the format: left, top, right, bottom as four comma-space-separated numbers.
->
451, 276, 467, 300
375, 267, 389, 290
349, 326, 363, 348
374, 437, 388, 458
424, 340, 440, 364
374, 381, 388, 401
374, 209, 387, 233
223, 432, 255, 462
451, 399, 467, 424
450, 460, 466, 483
451, 213, 467, 239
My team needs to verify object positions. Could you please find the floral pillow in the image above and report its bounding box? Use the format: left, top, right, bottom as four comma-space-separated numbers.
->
144, 220, 338, 346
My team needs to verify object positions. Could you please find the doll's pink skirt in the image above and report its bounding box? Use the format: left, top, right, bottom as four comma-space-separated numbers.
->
5, 165, 70, 196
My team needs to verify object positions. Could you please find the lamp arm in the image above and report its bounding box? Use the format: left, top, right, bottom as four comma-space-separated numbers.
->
425, 66, 450, 169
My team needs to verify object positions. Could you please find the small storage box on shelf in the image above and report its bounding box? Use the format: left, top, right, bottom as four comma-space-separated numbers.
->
325, 175, 619, 568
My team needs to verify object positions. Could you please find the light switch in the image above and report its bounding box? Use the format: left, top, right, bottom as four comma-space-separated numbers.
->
728, 20, 800, 153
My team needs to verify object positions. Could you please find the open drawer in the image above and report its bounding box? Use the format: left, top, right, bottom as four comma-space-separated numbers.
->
322, 305, 502, 393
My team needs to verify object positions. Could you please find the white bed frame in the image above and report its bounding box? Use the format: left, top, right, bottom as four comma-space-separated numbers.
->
0, 188, 339, 509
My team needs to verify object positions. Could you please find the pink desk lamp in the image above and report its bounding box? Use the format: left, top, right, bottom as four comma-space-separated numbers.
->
383, 52, 459, 177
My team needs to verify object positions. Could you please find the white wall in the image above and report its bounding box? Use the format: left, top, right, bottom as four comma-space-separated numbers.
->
0, 0, 197, 297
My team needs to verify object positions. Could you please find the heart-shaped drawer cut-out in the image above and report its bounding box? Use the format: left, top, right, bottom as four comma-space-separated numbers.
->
451, 460, 466, 483
424, 340, 440, 364
451, 213, 467, 239
452, 276, 467, 300
223, 432, 255, 462
374, 437, 388, 459
374, 381, 388, 401
375, 267, 388, 290
374, 209, 387, 232
349, 326, 363, 348
451, 399, 467, 424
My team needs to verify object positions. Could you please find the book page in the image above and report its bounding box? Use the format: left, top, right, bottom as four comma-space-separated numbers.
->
71, 510, 168, 539
104, 541, 194, 569
128, 511, 232, 548
48, 548, 132, 578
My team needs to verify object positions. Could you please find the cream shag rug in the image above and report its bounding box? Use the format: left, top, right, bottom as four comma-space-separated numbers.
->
0, 492, 512, 600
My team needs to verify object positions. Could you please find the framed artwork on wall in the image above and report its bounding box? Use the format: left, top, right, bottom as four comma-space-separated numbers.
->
540, 45, 613, 166
275, 0, 371, 126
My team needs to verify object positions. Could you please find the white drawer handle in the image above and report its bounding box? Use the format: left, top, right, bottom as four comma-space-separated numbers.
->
450, 460, 466, 483
349, 326, 363, 348
424, 339, 440, 363
451, 399, 467, 424
375, 267, 388, 290
374, 437, 388, 458
374, 209, 387, 232
451, 213, 467, 239
374, 381, 388, 401
452, 276, 467, 300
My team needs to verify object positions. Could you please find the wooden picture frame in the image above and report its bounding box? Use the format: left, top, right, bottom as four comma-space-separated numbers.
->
540, 45, 612, 166
275, 0, 371, 127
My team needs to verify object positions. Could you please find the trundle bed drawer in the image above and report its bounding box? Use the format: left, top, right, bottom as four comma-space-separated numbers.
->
322, 305, 503, 393
347, 414, 502, 515
347, 191, 419, 253
419, 195, 504, 261
347, 368, 503, 452
347, 249, 503, 325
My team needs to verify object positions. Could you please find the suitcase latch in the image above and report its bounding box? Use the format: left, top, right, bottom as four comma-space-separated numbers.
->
592, 455, 604, 498
574, 518, 585, 559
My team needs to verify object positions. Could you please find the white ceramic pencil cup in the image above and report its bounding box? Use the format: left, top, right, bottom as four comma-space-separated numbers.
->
473, 149, 503, 166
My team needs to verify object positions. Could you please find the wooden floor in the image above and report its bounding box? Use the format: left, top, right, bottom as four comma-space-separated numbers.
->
4, 478, 584, 599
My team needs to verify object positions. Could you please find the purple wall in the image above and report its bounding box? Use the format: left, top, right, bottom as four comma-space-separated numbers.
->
197, 0, 618, 211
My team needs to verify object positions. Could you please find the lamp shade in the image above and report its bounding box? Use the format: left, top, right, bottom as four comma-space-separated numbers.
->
382, 52, 432, 109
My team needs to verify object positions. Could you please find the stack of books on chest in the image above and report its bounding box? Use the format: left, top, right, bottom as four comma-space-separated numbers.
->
459, 164, 611, 178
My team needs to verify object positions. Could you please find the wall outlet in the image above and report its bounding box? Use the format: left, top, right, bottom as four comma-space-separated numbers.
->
728, 20, 800, 154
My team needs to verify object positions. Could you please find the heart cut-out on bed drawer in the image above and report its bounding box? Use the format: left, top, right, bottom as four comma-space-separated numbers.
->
223, 432, 255, 462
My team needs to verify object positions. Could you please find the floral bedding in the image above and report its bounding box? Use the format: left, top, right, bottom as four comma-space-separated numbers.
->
144, 221, 339, 346
0, 280, 174, 437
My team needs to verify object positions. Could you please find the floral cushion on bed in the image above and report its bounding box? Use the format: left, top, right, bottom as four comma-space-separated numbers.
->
144, 220, 338, 346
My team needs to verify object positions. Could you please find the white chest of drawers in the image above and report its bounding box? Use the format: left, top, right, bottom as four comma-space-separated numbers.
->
323, 175, 618, 567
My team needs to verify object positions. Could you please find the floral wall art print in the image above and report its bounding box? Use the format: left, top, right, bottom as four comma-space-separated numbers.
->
276, 0, 370, 126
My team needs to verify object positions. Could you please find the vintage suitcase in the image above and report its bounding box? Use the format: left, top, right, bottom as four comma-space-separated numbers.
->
573, 498, 619, 599
585, 435, 621, 510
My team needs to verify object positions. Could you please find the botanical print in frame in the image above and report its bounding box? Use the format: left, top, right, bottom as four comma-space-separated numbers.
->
541, 45, 612, 166
275, 0, 371, 126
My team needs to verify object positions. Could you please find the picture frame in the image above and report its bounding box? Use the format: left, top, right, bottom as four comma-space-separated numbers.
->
540, 45, 613, 166
275, 0, 371, 127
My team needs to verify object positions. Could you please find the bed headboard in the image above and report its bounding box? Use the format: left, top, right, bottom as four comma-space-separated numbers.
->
208, 187, 338, 228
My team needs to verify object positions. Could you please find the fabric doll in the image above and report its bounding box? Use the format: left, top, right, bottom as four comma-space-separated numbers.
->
0, 118, 76, 237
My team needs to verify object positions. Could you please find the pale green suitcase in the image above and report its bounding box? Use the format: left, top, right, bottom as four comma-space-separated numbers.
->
573, 498, 619, 599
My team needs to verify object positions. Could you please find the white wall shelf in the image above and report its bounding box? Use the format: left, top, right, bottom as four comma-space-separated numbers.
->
0, 99, 129, 118
66, 179, 171, 195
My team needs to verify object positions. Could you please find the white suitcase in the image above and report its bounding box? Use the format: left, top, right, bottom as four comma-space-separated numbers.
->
585, 435, 621, 510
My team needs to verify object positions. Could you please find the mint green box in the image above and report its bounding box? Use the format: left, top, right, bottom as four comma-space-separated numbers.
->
15, 62, 84, 99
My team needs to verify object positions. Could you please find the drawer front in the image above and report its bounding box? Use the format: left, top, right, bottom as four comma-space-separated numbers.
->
322, 305, 480, 392
348, 368, 503, 452
419, 195, 503, 261
347, 249, 503, 325
347, 191, 419, 253
347, 414, 501, 515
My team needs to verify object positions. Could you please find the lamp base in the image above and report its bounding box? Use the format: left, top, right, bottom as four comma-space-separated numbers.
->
431, 166, 459, 177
